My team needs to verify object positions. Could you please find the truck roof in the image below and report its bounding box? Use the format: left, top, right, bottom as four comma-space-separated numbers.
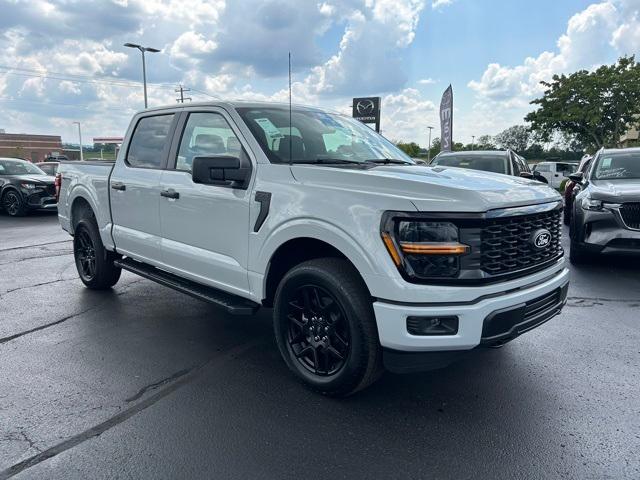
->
140, 100, 331, 115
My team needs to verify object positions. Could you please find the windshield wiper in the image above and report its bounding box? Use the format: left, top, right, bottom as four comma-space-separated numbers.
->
365, 158, 414, 165
289, 158, 365, 165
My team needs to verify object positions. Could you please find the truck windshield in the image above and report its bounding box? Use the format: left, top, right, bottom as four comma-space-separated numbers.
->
0, 159, 46, 175
431, 154, 508, 174
593, 152, 640, 180
236, 107, 414, 165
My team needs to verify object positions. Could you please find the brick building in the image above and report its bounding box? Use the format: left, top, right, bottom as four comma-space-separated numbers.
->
0, 132, 63, 162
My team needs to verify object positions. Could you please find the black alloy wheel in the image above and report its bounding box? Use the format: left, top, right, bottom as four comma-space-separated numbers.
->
285, 284, 351, 376
3, 191, 25, 216
74, 226, 97, 281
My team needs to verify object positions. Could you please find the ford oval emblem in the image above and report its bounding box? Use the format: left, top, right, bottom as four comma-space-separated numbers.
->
531, 229, 552, 249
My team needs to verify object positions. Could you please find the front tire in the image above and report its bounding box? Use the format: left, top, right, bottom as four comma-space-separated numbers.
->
569, 209, 589, 264
73, 217, 121, 289
273, 258, 382, 396
2, 190, 27, 217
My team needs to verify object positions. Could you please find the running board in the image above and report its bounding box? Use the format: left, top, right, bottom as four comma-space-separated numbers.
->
114, 257, 260, 315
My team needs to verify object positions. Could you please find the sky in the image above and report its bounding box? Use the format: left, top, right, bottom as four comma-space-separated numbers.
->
0, 0, 639, 147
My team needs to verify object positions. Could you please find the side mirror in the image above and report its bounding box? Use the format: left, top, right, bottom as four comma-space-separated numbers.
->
192, 154, 251, 189
519, 171, 534, 179
568, 172, 584, 183
532, 170, 548, 183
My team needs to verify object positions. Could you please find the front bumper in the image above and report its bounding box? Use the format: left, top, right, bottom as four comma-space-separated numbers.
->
23, 188, 57, 211
373, 265, 570, 361
578, 207, 640, 254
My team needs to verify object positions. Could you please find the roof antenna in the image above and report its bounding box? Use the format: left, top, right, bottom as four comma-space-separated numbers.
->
288, 51, 293, 165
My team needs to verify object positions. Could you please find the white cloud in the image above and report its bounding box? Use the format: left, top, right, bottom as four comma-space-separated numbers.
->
432, 0, 453, 9
466, 0, 640, 138
418, 78, 436, 85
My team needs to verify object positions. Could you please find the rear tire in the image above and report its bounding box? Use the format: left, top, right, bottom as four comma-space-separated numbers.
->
273, 258, 383, 396
73, 216, 121, 289
2, 190, 27, 217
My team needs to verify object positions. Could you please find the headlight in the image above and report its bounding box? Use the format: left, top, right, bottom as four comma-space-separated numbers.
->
381, 214, 469, 280
581, 198, 621, 211
20, 183, 37, 189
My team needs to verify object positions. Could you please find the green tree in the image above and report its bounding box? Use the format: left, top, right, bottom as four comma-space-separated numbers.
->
494, 125, 531, 152
526, 56, 640, 150
395, 141, 421, 157
476, 135, 496, 150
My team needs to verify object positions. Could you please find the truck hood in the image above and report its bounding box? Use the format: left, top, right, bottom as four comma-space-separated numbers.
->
290, 164, 561, 212
589, 179, 640, 203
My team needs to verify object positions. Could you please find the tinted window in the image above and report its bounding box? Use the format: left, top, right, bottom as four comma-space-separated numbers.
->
126, 114, 175, 169
431, 154, 508, 174
175, 112, 244, 173
38, 164, 57, 175
0, 159, 46, 175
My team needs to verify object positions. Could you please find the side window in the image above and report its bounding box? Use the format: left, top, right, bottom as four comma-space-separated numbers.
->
536, 163, 549, 172
511, 154, 521, 175
517, 155, 530, 173
126, 114, 175, 169
175, 112, 244, 173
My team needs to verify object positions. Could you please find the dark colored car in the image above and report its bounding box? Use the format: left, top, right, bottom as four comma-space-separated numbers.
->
430, 150, 546, 182
35, 161, 60, 176
0, 158, 57, 216
563, 155, 592, 225
569, 148, 640, 263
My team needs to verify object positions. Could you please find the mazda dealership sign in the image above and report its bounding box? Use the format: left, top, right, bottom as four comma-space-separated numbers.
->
352, 97, 381, 132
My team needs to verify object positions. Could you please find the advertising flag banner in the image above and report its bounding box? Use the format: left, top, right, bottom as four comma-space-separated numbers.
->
440, 85, 453, 152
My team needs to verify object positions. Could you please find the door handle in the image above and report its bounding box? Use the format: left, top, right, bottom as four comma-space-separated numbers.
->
111, 182, 126, 191
160, 189, 180, 199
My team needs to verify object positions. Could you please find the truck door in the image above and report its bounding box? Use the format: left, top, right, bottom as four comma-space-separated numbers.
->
110, 113, 177, 265
158, 109, 253, 296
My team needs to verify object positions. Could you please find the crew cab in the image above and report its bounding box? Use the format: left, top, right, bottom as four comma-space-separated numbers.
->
57, 101, 569, 396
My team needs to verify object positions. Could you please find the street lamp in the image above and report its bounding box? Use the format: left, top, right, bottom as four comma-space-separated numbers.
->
124, 42, 161, 109
427, 126, 434, 163
471, 135, 475, 150
73, 122, 84, 162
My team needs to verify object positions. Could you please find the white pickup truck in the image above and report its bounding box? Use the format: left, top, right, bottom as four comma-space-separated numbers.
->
57, 101, 569, 396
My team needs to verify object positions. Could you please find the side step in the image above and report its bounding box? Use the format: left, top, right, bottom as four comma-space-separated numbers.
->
114, 257, 260, 315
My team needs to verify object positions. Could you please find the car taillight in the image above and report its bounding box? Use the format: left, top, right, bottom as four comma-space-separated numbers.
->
54, 173, 62, 201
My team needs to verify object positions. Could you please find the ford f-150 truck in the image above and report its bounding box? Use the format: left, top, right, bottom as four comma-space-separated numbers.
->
57, 101, 569, 396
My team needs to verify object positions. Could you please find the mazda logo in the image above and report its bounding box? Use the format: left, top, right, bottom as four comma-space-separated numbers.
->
531, 229, 552, 249
356, 99, 375, 115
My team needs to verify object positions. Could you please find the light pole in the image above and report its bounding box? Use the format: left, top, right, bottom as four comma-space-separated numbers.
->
427, 126, 434, 163
124, 43, 160, 109
73, 122, 84, 161
471, 135, 475, 150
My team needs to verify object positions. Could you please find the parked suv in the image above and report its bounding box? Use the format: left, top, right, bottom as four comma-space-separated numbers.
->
0, 158, 57, 216
569, 148, 640, 263
57, 102, 569, 395
430, 150, 540, 179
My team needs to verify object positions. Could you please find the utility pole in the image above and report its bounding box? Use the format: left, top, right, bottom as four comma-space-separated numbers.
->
471, 135, 475, 150
427, 126, 434, 163
175, 85, 192, 103
73, 122, 84, 161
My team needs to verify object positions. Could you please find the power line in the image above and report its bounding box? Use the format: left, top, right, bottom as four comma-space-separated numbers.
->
189, 87, 222, 100
175, 84, 191, 103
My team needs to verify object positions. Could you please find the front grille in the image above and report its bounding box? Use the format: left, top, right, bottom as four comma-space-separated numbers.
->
620, 203, 640, 230
44, 184, 56, 196
480, 208, 563, 276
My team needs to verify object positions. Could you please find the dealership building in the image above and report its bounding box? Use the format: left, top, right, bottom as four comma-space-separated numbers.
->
0, 131, 64, 162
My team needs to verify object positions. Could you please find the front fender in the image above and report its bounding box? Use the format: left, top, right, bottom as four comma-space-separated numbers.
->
249, 218, 396, 300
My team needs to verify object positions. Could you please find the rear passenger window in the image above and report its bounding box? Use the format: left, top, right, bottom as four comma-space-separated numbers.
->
126, 114, 174, 169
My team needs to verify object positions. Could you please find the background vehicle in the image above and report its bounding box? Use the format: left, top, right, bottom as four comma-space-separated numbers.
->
430, 150, 546, 182
0, 158, 57, 216
569, 148, 640, 263
45, 154, 69, 162
563, 155, 592, 225
57, 101, 569, 396
533, 161, 577, 189
35, 161, 59, 176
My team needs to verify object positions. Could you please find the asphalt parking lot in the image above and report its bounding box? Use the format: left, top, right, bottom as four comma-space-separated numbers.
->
1, 211, 639, 480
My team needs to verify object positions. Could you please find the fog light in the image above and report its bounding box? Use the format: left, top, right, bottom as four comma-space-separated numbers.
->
406, 316, 458, 336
